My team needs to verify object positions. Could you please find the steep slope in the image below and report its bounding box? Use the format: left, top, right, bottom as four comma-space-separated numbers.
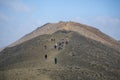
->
9, 21, 120, 51
0, 30, 120, 80
0, 48, 4, 52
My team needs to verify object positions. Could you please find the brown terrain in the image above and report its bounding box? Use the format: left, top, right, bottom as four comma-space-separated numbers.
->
0, 21, 120, 80
9, 21, 120, 51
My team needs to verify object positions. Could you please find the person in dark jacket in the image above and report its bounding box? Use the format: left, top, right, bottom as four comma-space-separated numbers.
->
54, 45, 57, 49
54, 57, 57, 64
45, 54, 47, 59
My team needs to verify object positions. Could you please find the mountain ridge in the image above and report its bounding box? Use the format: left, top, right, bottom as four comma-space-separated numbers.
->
9, 21, 120, 51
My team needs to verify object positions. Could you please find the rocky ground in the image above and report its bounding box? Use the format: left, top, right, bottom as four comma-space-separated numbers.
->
0, 30, 120, 80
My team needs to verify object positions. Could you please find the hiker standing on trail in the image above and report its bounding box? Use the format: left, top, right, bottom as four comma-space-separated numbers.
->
51, 38, 55, 42
65, 38, 69, 45
54, 43, 57, 49
54, 57, 57, 64
65, 41, 68, 45
54, 45, 57, 49
45, 54, 47, 59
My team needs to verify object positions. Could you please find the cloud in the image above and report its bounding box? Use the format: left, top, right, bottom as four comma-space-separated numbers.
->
0, 0, 31, 12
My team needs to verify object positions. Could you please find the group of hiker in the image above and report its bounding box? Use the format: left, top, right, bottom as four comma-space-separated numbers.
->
44, 37, 69, 64
54, 38, 68, 50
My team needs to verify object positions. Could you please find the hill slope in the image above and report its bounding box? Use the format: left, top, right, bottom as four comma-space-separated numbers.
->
9, 21, 120, 51
0, 30, 120, 80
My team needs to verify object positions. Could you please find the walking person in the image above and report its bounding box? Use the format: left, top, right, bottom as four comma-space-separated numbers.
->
54, 57, 57, 64
45, 54, 47, 59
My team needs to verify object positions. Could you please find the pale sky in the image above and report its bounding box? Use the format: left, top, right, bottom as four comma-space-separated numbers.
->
0, 0, 120, 48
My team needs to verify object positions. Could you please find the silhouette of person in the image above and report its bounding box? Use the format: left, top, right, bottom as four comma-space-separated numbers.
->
45, 54, 47, 59
54, 57, 57, 64
54, 45, 57, 49
65, 41, 68, 45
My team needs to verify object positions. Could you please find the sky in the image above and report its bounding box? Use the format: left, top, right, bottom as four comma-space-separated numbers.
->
0, 0, 120, 48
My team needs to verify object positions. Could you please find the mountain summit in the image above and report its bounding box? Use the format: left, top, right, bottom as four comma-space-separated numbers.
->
0, 21, 120, 80
10, 21, 120, 51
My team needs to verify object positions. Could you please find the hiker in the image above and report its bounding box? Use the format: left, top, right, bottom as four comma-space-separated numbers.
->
54, 57, 57, 64
65, 38, 69, 45
54, 45, 57, 49
58, 42, 62, 46
58, 46, 62, 50
45, 54, 47, 59
54, 43, 58, 49
51, 38, 55, 41
51, 38, 53, 41
61, 41, 64, 44
65, 41, 68, 45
